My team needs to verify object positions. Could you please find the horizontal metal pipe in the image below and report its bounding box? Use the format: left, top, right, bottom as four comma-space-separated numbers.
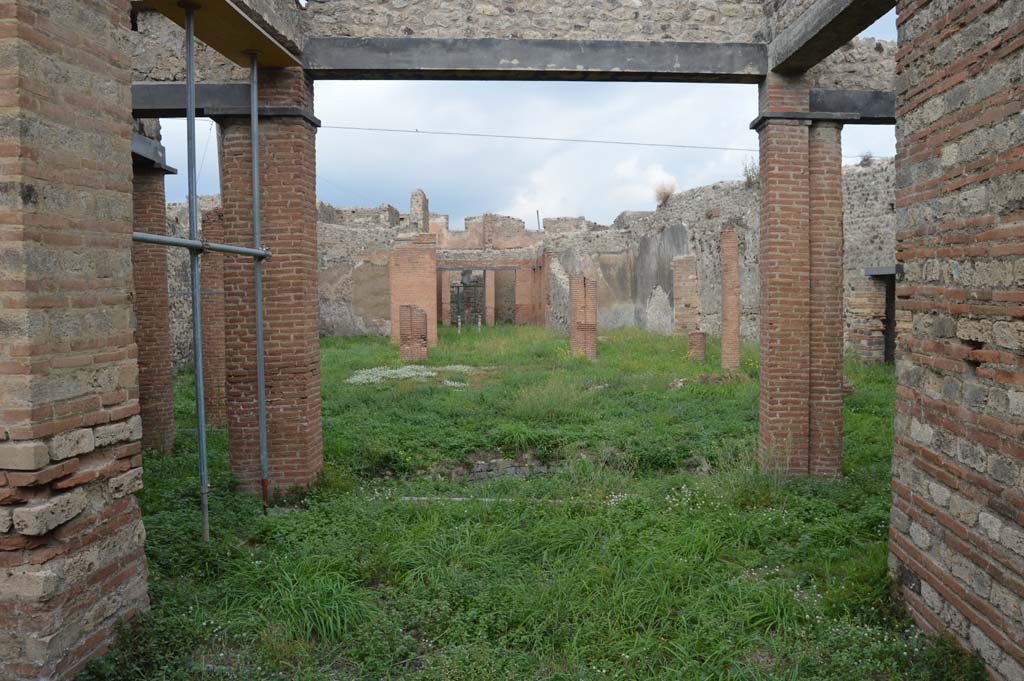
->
132, 232, 271, 259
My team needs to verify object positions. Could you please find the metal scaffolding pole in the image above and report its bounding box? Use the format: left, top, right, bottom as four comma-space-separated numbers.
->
131, 232, 269, 259
183, 3, 210, 543
248, 52, 271, 507
129, 8, 278, 540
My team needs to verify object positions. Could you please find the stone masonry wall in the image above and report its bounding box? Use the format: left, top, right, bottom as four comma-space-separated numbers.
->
888, 1, 1024, 678
305, 0, 770, 43
130, 2, 896, 91
1, 1, 149, 677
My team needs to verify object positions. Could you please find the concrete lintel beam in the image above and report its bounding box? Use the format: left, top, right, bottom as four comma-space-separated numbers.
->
132, 82, 250, 118
131, 133, 177, 174
770, 0, 895, 73
302, 37, 768, 84
809, 88, 896, 124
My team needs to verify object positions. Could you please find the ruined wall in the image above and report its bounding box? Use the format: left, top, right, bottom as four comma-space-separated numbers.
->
614, 159, 896, 349
888, 1, 1024, 678
318, 204, 400, 337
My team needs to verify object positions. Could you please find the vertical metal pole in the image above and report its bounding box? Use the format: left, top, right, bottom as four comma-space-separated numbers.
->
184, 4, 210, 542
248, 52, 271, 507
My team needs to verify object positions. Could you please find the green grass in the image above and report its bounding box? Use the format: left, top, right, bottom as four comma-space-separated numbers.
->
79, 326, 986, 681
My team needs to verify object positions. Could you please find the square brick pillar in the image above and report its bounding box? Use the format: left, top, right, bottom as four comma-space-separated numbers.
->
672, 254, 699, 335
569, 274, 598, 360
720, 230, 741, 371
755, 74, 844, 478
200, 208, 227, 427
484, 270, 497, 325
131, 168, 175, 452
398, 305, 429, 361
218, 68, 322, 493
438, 270, 452, 326
0, 2, 149, 678
807, 122, 844, 478
389, 234, 438, 346
758, 111, 812, 475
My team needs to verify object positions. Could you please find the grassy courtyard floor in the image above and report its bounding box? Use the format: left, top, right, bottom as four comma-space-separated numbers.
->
81, 326, 985, 680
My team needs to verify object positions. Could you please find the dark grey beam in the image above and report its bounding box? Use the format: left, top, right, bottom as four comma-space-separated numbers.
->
131, 133, 177, 174
131, 82, 250, 117
810, 88, 895, 124
770, 0, 895, 73
131, 82, 321, 125
302, 37, 768, 84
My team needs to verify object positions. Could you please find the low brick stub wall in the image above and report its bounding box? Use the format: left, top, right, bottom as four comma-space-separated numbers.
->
1, 1, 149, 677
889, 1, 1024, 678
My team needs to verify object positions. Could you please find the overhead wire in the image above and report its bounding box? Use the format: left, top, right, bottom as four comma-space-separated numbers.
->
319, 123, 880, 160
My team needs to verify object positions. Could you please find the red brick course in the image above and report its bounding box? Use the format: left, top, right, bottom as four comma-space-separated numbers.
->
398, 305, 428, 361
569, 274, 598, 360
720, 229, 741, 371
131, 168, 175, 452
200, 208, 227, 427
218, 67, 323, 493
390, 234, 438, 346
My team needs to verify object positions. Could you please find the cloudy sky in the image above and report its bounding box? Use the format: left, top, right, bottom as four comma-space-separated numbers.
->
163, 10, 897, 229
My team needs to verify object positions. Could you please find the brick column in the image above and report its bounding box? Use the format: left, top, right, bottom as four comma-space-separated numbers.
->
569, 274, 597, 360
398, 305, 428, 361
756, 74, 812, 477
672, 255, 700, 335
514, 266, 535, 325
389, 234, 438, 346
218, 68, 322, 493
200, 208, 226, 427
755, 76, 845, 478
720, 230, 741, 371
807, 122, 844, 477
0, 2, 149, 678
484, 270, 496, 325
131, 168, 175, 452
439, 270, 452, 325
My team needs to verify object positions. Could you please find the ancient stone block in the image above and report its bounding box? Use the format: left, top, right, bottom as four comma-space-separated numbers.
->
49, 428, 95, 462
13, 489, 87, 536
0, 442, 50, 471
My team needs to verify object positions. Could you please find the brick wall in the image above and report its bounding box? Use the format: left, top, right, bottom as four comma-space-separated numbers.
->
569, 274, 598, 360
131, 168, 175, 452
720, 229, 741, 371
889, 1, 1024, 677
390, 234, 439, 346
218, 67, 323, 494
200, 208, 226, 427
0, 1, 149, 677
